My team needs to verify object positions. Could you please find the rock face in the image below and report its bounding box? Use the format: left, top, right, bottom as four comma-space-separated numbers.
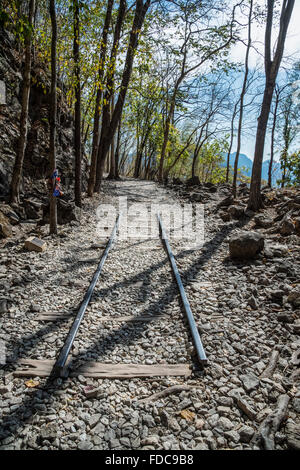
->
0, 28, 86, 199
42, 198, 80, 225
229, 231, 265, 259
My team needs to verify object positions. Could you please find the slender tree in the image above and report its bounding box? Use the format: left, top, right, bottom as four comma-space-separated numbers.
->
94, 0, 151, 192
158, 2, 239, 182
248, 0, 295, 210
95, 0, 127, 187
108, 93, 116, 179
49, 0, 57, 234
114, 118, 122, 179
87, 0, 114, 196
232, 0, 253, 197
226, 99, 239, 182
73, 0, 81, 207
268, 85, 280, 187
10, 0, 36, 203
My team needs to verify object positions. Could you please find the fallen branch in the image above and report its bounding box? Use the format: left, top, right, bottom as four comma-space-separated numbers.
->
259, 394, 290, 450
260, 350, 279, 378
138, 385, 199, 404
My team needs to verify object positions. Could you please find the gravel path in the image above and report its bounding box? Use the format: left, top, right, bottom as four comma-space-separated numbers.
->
0, 179, 299, 450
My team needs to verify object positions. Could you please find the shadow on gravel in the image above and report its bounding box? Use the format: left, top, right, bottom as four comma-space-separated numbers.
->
0, 214, 253, 447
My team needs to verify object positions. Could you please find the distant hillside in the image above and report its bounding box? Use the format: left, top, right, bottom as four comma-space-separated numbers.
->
221, 152, 282, 186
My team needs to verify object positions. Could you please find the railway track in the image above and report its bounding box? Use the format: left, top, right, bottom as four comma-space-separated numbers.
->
14, 213, 207, 381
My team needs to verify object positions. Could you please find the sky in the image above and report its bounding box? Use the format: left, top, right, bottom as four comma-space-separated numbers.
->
229, 0, 300, 161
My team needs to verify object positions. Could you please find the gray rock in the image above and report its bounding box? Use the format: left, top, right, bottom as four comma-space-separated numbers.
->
240, 373, 260, 392
194, 442, 209, 450
248, 295, 258, 309
0, 299, 7, 313
279, 217, 295, 236
40, 425, 58, 441
216, 397, 233, 407
142, 414, 155, 427
218, 195, 234, 208
92, 422, 105, 435
229, 231, 264, 259
77, 440, 93, 450
224, 430, 240, 443
88, 414, 101, 429
254, 214, 273, 228
218, 417, 234, 431
239, 425, 255, 443
228, 205, 245, 219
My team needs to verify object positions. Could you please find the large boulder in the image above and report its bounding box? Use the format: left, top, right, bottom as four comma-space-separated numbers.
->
42, 198, 80, 225
228, 205, 245, 219
254, 214, 273, 228
229, 231, 264, 259
23, 199, 43, 219
279, 216, 295, 235
217, 195, 234, 208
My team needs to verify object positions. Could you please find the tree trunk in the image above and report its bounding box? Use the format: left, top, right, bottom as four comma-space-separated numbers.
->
115, 118, 121, 178
249, 82, 275, 208
281, 110, 291, 188
87, 0, 114, 197
158, 84, 179, 182
268, 89, 279, 187
134, 151, 143, 179
191, 125, 205, 178
73, 0, 81, 207
10, 0, 35, 203
232, 0, 253, 198
94, 0, 127, 189
108, 93, 116, 179
134, 125, 151, 178
226, 100, 239, 183
94, 0, 151, 192
248, 0, 295, 210
49, 0, 57, 234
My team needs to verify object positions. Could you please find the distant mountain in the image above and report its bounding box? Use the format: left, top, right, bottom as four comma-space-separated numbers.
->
262, 160, 282, 185
221, 152, 282, 186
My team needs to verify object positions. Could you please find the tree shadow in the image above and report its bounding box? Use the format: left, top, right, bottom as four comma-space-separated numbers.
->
0, 213, 254, 446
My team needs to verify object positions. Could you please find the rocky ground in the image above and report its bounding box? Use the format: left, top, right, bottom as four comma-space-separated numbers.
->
0, 178, 299, 450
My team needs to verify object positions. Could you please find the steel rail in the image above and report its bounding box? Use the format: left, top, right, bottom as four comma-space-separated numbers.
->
51, 213, 121, 378
157, 213, 208, 367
